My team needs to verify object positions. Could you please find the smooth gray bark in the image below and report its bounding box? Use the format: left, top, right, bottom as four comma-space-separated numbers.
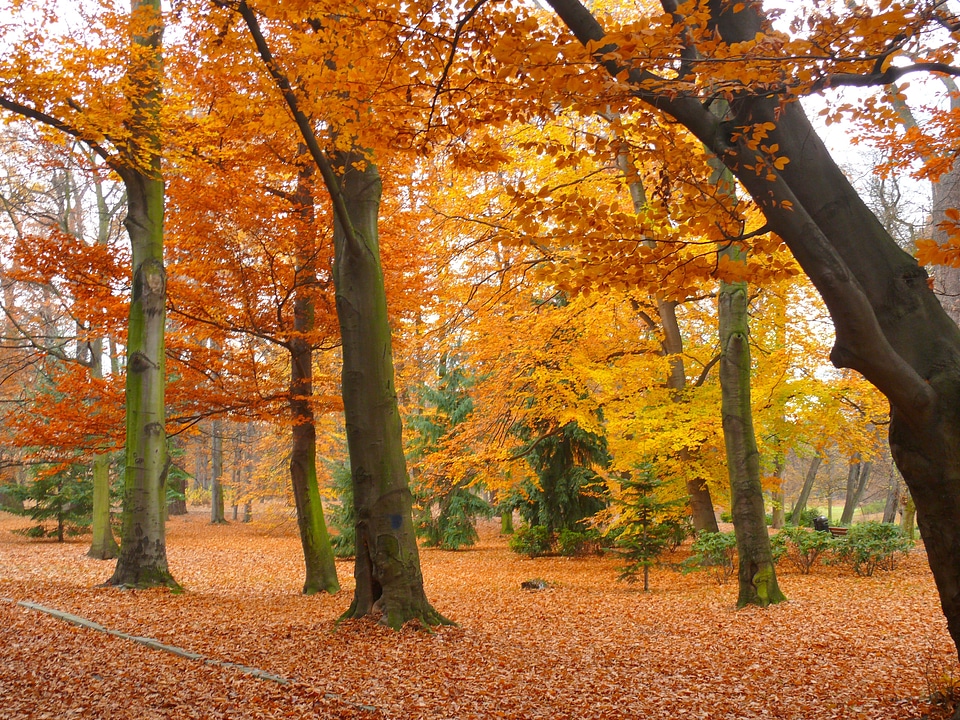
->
210, 419, 226, 524
790, 456, 821, 525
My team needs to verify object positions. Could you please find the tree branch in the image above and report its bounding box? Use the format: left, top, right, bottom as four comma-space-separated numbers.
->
0, 97, 116, 168
217, 0, 366, 255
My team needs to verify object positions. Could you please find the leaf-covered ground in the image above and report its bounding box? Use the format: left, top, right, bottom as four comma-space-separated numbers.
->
1, 509, 957, 720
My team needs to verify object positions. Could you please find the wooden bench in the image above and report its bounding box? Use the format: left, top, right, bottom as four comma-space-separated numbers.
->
828, 526, 848, 537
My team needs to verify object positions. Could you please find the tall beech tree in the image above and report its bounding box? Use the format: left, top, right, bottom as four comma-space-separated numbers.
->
106, 0, 176, 589
0, 0, 176, 587
287, 159, 340, 595
226, 0, 448, 626
541, 0, 960, 653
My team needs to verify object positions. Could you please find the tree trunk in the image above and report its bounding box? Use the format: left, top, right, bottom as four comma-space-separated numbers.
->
882, 472, 901, 524
87, 172, 121, 557
840, 460, 872, 526
711, 127, 783, 606
770, 460, 786, 530
210, 419, 226, 524
194, 436, 208, 492
901, 495, 917, 541
231, 0, 442, 626
287, 159, 339, 596
88, 452, 119, 559
791, 456, 821, 525
333, 157, 448, 627
617, 149, 718, 533
106, 0, 177, 590
719, 277, 785, 607
87, 339, 119, 560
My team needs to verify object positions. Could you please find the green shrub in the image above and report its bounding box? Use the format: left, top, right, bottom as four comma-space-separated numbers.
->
771, 527, 835, 574
834, 521, 913, 576
685, 531, 737, 585
557, 528, 603, 557
509, 524, 553, 557
417, 489, 491, 551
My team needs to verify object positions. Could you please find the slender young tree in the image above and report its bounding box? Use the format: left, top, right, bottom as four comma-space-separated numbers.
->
709, 123, 784, 606
287, 158, 339, 595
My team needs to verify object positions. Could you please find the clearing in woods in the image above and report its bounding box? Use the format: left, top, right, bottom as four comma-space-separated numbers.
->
0, 508, 956, 719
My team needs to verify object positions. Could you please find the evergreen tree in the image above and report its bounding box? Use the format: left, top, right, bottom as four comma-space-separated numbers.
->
614, 465, 688, 591
514, 421, 609, 534
407, 354, 490, 550
10, 463, 94, 541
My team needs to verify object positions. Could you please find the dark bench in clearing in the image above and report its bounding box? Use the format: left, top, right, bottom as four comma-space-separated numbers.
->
812, 517, 848, 537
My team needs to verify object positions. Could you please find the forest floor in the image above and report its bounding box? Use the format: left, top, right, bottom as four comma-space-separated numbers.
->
0, 507, 958, 720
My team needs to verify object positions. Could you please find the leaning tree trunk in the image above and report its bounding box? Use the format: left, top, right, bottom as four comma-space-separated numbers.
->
333, 157, 449, 628
287, 159, 339, 595
790, 456, 821, 525
107, 0, 177, 590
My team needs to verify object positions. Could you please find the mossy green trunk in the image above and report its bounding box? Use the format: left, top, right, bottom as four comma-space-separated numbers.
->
719, 277, 785, 608
88, 451, 118, 559
709, 105, 783, 607
107, 0, 177, 590
288, 158, 339, 596
333, 157, 448, 628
